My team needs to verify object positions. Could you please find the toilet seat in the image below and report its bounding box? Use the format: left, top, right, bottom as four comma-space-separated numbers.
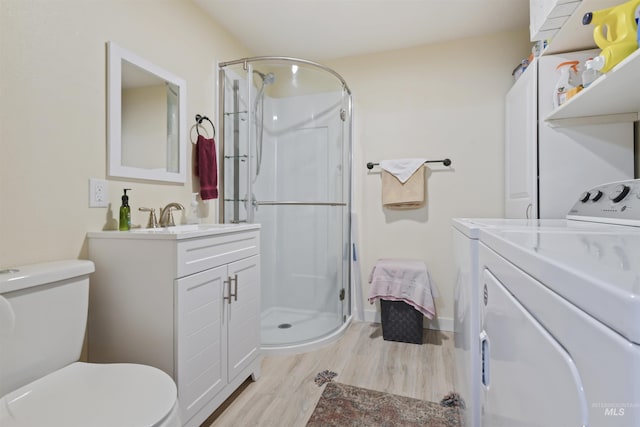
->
0, 362, 179, 427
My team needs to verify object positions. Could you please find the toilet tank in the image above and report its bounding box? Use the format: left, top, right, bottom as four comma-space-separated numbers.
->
0, 260, 95, 396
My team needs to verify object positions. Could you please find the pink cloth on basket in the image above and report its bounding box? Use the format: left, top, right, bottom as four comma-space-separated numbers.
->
368, 259, 436, 319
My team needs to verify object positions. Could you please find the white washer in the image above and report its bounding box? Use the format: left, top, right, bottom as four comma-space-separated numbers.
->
453, 178, 640, 427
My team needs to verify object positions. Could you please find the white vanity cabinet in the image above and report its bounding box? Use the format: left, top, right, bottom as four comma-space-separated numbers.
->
87, 225, 261, 427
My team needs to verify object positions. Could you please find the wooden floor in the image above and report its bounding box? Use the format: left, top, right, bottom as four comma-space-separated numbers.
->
203, 321, 455, 427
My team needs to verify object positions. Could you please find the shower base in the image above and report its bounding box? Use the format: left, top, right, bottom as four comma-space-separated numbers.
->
261, 306, 351, 355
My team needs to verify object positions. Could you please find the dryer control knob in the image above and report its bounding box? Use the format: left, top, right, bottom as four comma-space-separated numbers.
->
610, 185, 630, 203
579, 192, 590, 203
592, 190, 603, 202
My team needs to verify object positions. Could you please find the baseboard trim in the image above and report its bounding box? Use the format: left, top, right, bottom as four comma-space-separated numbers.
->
363, 308, 453, 332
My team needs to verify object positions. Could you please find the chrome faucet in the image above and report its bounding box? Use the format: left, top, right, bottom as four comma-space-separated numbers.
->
158, 202, 184, 227
139, 207, 159, 228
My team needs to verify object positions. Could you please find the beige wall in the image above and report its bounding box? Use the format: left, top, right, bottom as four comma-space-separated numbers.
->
328, 30, 531, 324
0, 0, 249, 266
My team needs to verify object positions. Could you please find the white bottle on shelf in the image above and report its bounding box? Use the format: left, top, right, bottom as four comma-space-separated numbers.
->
582, 58, 602, 88
187, 193, 200, 224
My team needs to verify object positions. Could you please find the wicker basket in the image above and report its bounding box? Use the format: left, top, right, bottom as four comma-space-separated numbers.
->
380, 299, 423, 344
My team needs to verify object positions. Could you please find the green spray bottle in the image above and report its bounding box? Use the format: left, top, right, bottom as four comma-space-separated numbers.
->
119, 188, 132, 231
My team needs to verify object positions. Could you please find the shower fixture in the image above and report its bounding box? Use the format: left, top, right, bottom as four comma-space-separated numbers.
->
252, 69, 274, 180
253, 70, 275, 85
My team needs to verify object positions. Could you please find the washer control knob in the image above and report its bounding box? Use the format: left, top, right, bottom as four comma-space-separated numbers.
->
579, 192, 590, 203
610, 185, 630, 203
592, 190, 603, 202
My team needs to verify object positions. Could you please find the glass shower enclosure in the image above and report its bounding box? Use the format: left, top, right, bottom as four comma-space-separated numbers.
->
218, 57, 352, 352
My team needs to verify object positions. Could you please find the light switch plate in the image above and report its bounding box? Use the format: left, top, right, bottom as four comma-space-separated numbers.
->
89, 178, 108, 208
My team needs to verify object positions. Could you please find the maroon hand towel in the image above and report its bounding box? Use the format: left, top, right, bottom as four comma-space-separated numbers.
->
195, 134, 218, 200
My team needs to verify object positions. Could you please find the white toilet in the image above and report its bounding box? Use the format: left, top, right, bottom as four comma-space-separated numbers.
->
0, 260, 181, 427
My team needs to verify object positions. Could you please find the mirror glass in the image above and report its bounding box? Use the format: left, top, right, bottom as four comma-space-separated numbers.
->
107, 42, 186, 183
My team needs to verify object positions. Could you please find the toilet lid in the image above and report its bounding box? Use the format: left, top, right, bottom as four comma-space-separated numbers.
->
2, 362, 177, 427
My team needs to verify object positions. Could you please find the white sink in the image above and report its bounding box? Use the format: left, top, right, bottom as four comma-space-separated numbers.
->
130, 224, 239, 234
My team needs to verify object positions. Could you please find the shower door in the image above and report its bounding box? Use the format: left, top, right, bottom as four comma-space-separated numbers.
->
219, 59, 351, 348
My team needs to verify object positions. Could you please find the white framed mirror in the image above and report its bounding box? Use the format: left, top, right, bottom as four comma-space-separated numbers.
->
107, 42, 186, 183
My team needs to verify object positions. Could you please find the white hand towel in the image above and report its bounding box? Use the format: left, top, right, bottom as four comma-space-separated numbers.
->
379, 158, 426, 183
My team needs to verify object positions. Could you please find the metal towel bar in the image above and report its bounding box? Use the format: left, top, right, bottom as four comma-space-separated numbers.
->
366, 158, 452, 170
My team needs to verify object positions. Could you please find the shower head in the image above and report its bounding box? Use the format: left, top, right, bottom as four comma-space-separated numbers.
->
254, 70, 275, 85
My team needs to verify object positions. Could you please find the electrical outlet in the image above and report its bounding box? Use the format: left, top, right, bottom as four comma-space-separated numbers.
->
89, 178, 108, 208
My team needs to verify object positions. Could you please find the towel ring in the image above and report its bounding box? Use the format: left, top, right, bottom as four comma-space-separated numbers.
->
195, 114, 215, 138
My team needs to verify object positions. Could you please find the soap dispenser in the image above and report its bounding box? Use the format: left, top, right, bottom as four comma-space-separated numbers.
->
187, 193, 200, 224
119, 188, 132, 231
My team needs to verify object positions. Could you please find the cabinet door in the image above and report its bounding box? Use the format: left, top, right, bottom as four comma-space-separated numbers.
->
505, 61, 538, 219
176, 265, 227, 423
226, 255, 261, 382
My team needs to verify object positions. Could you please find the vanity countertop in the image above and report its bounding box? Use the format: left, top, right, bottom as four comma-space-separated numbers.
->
87, 223, 260, 240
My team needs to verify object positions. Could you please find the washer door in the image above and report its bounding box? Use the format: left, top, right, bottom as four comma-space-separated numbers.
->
480, 268, 588, 427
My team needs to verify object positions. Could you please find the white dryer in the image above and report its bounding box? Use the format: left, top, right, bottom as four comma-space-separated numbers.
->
452, 218, 597, 427
453, 178, 640, 427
